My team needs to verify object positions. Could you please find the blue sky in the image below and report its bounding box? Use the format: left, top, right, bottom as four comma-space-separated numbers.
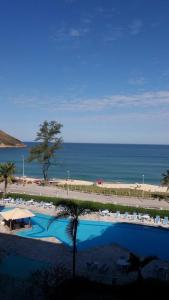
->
1, 0, 169, 144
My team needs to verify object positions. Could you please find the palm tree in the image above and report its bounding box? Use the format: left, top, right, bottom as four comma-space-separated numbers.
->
161, 170, 169, 190
0, 162, 15, 195
48, 201, 86, 280
127, 252, 158, 282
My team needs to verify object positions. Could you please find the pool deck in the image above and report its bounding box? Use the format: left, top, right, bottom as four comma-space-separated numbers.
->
1, 200, 169, 230
1, 203, 169, 284
0, 229, 134, 284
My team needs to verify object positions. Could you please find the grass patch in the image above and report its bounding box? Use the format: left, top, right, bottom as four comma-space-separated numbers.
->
58, 184, 169, 200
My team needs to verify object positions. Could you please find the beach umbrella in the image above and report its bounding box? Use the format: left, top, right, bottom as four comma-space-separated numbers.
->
0, 208, 35, 220
0, 208, 35, 230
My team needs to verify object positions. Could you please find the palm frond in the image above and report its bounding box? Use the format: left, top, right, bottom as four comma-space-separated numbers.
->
161, 170, 169, 186
66, 218, 79, 243
47, 211, 69, 230
141, 256, 158, 268
66, 218, 75, 242
0, 162, 15, 179
48, 202, 83, 246
59, 201, 86, 218
127, 252, 140, 272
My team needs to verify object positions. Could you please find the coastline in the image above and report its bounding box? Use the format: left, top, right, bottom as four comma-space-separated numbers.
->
15, 176, 168, 193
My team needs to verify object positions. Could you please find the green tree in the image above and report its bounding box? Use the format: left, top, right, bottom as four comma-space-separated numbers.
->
28, 121, 63, 182
127, 252, 157, 282
161, 170, 169, 190
0, 162, 15, 195
48, 201, 86, 280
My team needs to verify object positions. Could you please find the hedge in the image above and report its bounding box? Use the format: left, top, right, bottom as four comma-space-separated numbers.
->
3, 192, 169, 218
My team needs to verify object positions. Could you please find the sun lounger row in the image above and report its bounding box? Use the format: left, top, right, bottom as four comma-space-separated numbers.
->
1, 198, 91, 213
98, 210, 169, 225
0, 197, 55, 209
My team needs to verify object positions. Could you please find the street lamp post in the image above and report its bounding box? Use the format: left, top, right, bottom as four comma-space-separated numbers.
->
142, 174, 144, 185
67, 170, 70, 181
142, 174, 144, 197
22, 155, 25, 178
67, 170, 70, 196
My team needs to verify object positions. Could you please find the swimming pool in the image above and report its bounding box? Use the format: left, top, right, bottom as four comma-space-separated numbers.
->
15, 212, 169, 260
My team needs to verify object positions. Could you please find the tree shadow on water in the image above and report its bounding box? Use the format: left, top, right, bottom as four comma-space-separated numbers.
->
77, 222, 168, 259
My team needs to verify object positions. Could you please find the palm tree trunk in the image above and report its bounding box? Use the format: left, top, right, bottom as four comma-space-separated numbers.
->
43, 167, 47, 182
4, 177, 8, 196
42, 162, 50, 184
73, 220, 78, 280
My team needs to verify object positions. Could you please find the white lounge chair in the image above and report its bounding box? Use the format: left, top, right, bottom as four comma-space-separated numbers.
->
141, 214, 150, 221
27, 199, 34, 205
124, 212, 128, 219
3, 198, 11, 203
43, 202, 53, 208
132, 212, 137, 220
162, 216, 168, 225
99, 209, 109, 216
115, 211, 120, 218
155, 215, 161, 224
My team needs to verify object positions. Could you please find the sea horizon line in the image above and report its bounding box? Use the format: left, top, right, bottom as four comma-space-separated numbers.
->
23, 141, 169, 146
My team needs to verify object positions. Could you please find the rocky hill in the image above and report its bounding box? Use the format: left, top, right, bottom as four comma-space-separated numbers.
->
0, 130, 25, 148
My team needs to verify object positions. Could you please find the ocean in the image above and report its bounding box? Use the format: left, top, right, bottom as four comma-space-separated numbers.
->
0, 142, 169, 185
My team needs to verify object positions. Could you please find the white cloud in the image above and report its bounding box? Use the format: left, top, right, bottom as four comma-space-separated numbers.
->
96, 6, 116, 17
129, 19, 143, 35
128, 76, 146, 85
9, 90, 169, 113
69, 29, 81, 37
104, 27, 123, 42
82, 17, 93, 24
51, 27, 67, 42
64, 0, 76, 3
51, 26, 89, 42
104, 19, 143, 42
161, 70, 169, 78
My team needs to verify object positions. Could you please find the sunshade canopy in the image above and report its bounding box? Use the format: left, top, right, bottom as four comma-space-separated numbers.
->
0, 208, 35, 221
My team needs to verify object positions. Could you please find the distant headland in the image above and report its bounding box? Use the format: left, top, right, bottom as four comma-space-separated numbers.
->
0, 129, 26, 148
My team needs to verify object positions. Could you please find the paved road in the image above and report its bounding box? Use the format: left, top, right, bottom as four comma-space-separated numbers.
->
1, 182, 169, 210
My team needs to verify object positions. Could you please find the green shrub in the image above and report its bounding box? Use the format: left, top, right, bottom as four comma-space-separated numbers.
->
6, 192, 169, 218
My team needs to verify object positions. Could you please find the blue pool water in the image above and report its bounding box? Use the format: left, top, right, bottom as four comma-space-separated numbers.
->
16, 212, 169, 260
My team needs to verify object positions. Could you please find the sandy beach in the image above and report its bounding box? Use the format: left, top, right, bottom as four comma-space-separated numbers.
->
56, 179, 168, 193
15, 176, 168, 192
1, 179, 169, 210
